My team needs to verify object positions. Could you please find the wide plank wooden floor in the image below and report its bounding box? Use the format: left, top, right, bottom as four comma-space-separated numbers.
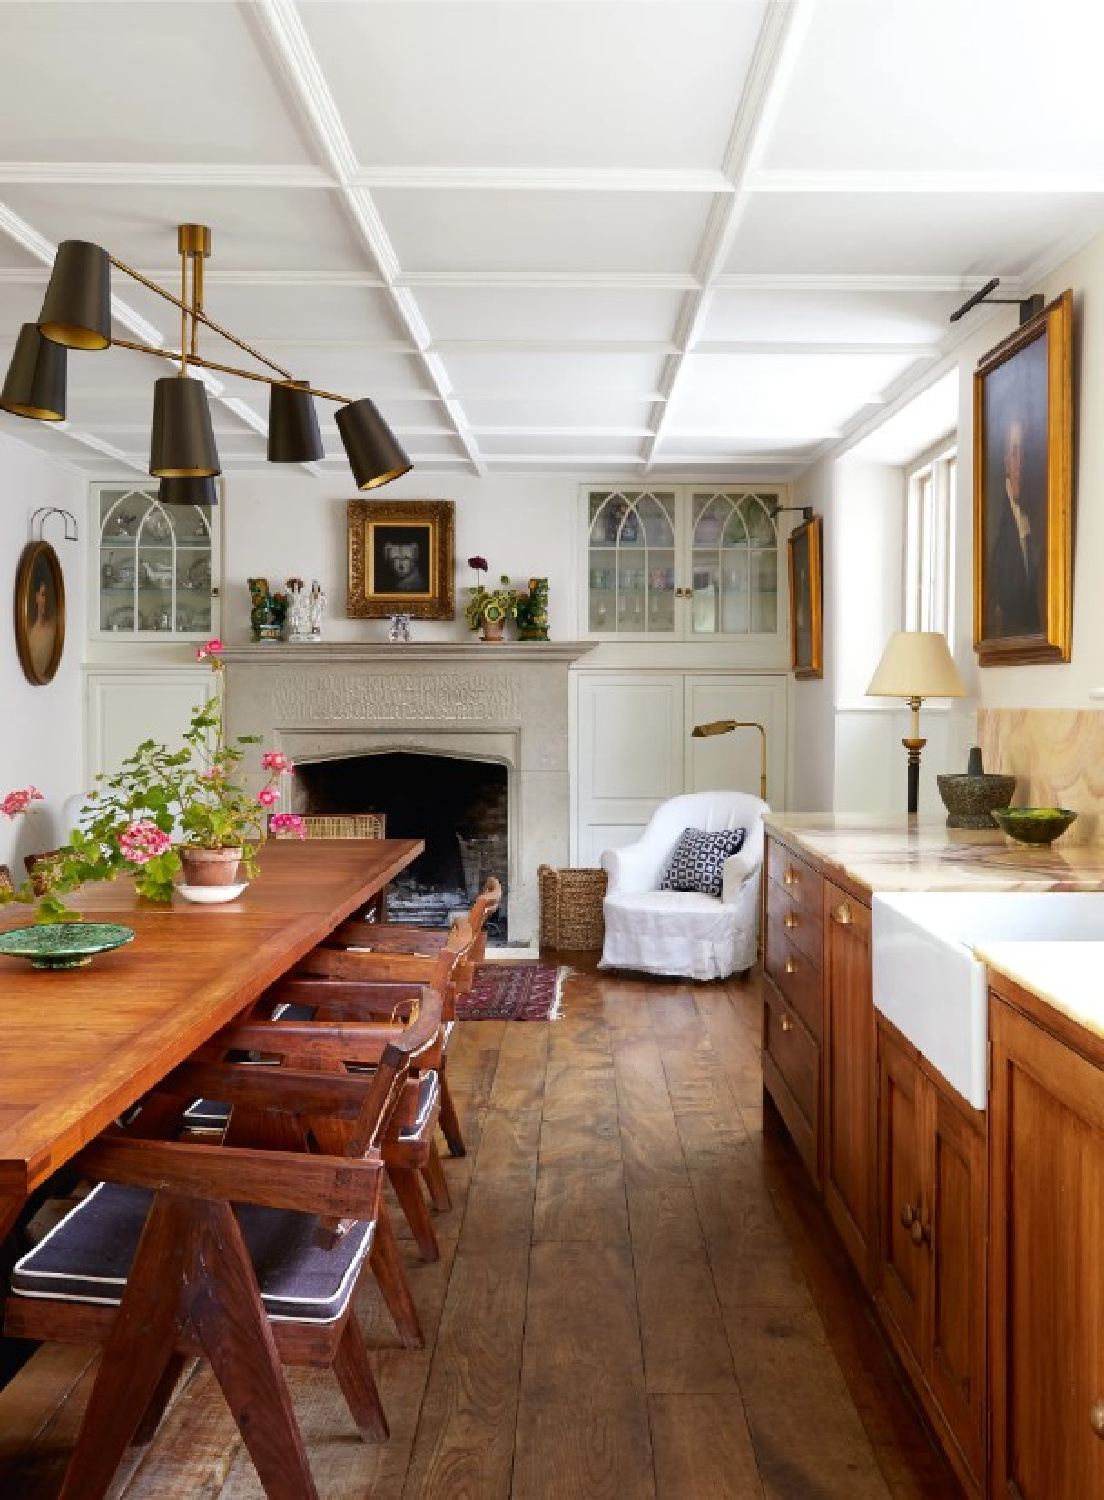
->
0, 963, 964, 1499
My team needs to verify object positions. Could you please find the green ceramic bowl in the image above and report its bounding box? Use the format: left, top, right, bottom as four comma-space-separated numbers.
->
991, 807, 1079, 847
0, 922, 135, 970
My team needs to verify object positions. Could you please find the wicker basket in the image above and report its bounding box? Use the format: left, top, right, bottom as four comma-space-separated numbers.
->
270, 813, 386, 840
538, 864, 607, 950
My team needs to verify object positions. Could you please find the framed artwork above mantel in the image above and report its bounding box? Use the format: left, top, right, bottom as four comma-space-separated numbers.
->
347, 499, 455, 620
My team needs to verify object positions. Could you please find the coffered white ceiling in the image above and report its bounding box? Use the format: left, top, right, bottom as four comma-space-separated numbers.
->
1, 0, 1103, 482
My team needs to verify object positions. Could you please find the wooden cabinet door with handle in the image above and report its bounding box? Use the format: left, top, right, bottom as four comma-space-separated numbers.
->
990, 992, 1104, 1500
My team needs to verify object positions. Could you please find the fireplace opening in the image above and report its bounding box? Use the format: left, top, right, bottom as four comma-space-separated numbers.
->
293, 752, 508, 941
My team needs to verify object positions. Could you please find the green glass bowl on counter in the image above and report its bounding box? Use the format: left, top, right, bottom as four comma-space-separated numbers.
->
991, 807, 1079, 846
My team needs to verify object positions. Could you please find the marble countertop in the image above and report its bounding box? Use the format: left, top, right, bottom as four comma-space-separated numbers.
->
975, 942, 1104, 1041
764, 813, 1104, 895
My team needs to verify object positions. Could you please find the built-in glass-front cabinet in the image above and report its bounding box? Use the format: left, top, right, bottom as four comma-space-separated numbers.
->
92, 483, 219, 641
582, 486, 782, 640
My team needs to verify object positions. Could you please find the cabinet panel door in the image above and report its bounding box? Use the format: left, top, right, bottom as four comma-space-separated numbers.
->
85, 669, 211, 782
876, 1025, 925, 1362
683, 674, 787, 806
927, 1084, 986, 1484
823, 883, 876, 1287
990, 998, 1104, 1500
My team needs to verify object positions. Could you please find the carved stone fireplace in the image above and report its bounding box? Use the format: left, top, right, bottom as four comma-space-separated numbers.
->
221, 642, 594, 943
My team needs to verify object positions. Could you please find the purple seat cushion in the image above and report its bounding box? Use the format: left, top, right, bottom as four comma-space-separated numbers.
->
11, 1183, 375, 1324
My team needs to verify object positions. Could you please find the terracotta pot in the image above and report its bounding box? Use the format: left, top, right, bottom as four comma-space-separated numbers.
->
180, 845, 243, 887
479, 616, 506, 643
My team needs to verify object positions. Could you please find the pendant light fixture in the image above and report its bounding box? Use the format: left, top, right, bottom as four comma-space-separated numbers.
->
158, 475, 218, 506
336, 396, 411, 489
1, 223, 410, 492
0, 324, 67, 421
37, 239, 112, 350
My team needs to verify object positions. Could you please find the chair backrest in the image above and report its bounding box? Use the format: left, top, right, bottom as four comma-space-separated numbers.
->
643, 790, 767, 846
285, 917, 478, 1022
271, 812, 386, 840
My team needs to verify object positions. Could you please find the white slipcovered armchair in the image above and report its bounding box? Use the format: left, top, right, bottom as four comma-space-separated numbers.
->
599, 790, 769, 981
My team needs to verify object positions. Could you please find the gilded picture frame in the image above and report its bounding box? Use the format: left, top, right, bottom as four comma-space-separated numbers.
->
973, 289, 1072, 667
14, 539, 65, 686
787, 515, 823, 679
347, 499, 455, 620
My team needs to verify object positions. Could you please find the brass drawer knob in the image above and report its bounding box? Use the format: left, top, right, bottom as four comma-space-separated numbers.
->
900, 1204, 915, 1229
780, 1013, 795, 1033
1091, 1400, 1104, 1439
784, 912, 799, 929
784, 957, 798, 975
783, 868, 798, 886
909, 1215, 930, 1249
832, 901, 853, 927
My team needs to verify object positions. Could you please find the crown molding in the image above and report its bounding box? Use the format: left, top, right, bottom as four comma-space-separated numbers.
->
713, 271, 1012, 294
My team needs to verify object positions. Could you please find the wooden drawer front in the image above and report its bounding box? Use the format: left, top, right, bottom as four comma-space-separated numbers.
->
765, 921, 822, 1041
767, 883, 823, 968
767, 841, 824, 916
763, 979, 820, 1182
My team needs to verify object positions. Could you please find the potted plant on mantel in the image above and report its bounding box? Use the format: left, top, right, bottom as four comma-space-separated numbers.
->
0, 640, 302, 921
464, 556, 520, 642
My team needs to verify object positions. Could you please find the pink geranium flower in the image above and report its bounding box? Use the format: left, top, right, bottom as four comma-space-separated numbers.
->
118, 820, 172, 866
256, 787, 279, 808
195, 637, 224, 661
269, 812, 307, 839
261, 751, 294, 773
1, 786, 44, 819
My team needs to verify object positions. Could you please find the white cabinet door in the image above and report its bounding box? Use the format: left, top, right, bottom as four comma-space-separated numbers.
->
575, 673, 684, 865
85, 668, 212, 783
685, 675, 788, 807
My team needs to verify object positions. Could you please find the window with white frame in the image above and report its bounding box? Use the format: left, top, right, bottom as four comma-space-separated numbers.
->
904, 441, 956, 636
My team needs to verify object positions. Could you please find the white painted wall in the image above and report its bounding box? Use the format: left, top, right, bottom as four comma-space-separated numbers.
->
217, 471, 581, 647
0, 432, 86, 870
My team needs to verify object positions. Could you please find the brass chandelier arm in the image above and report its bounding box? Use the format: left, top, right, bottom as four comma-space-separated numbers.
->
111, 336, 354, 406
109, 254, 294, 382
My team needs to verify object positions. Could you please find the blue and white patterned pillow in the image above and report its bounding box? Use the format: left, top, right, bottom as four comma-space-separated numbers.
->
660, 827, 746, 898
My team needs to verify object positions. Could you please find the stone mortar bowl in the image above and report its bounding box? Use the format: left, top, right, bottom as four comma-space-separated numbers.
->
936, 773, 1017, 829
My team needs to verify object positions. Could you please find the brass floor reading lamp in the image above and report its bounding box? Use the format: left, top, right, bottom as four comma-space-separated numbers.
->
691, 720, 768, 801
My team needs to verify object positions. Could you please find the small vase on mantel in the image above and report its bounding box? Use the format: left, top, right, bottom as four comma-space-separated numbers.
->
179, 845, 243, 887
479, 616, 506, 644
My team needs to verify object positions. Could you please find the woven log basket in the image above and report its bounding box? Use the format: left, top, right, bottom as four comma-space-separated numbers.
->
538, 864, 607, 950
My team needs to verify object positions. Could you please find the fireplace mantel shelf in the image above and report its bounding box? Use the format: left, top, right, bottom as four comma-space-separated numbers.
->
219, 641, 596, 665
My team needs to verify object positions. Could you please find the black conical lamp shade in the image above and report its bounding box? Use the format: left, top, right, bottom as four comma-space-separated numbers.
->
150, 375, 221, 478
268, 379, 324, 463
158, 476, 218, 506
1, 324, 67, 421
38, 240, 112, 350
335, 397, 410, 489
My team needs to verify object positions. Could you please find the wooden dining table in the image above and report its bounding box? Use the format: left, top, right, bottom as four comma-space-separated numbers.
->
0, 838, 422, 1245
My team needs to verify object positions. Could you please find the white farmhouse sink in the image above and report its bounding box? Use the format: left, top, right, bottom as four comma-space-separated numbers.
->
872, 891, 1104, 1109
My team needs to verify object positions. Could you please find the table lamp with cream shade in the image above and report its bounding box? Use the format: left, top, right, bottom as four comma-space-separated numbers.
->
866, 631, 967, 814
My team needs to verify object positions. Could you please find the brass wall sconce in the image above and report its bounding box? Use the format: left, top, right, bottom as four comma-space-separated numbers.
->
691, 719, 769, 801
1, 225, 411, 492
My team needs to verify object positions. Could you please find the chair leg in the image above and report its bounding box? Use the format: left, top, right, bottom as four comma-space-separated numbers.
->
387, 1165, 440, 1262
189, 1199, 320, 1500
58, 1193, 192, 1500
132, 1352, 190, 1445
420, 1139, 452, 1213
437, 1070, 467, 1158
369, 1200, 424, 1349
333, 1319, 389, 1442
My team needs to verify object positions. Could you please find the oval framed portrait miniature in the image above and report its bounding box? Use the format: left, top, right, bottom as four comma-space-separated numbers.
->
14, 539, 66, 686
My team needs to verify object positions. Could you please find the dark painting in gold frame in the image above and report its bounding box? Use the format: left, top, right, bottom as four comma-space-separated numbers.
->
14, 539, 65, 686
347, 499, 455, 620
973, 289, 1072, 667
787, 515, 822, 679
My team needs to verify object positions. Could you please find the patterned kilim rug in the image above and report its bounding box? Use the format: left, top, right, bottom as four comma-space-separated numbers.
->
456, 962, 565, 1021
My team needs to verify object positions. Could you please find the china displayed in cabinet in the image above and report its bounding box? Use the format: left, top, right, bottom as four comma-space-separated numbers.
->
583, 487, 782, 640
92, 482, 218, 640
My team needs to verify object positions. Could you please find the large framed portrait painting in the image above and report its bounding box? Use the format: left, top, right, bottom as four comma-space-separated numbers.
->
973, 290, 1072, 666
347, 499, 455, 620
14, 539, 65, 686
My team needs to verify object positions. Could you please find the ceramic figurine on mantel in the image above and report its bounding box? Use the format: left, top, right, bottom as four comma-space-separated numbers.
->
248, 578, 287, 642
308, 579, 325, 639
516, 577, 550, 641
284, 577, 325, 642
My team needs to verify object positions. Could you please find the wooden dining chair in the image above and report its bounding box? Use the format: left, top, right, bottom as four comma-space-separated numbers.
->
4, 1002, 439, 1500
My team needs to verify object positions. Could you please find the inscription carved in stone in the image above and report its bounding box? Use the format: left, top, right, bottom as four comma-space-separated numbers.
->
271, 672, 522, 724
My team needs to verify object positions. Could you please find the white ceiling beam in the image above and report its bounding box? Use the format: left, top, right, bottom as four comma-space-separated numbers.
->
748, 169, 1104, 195
713, 272, 1017, 294
399, 270, 700, 291
252, 0, 488, 478
351, 167, 732, 194
642, 0, 814, 472
0, 162, 334, 188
